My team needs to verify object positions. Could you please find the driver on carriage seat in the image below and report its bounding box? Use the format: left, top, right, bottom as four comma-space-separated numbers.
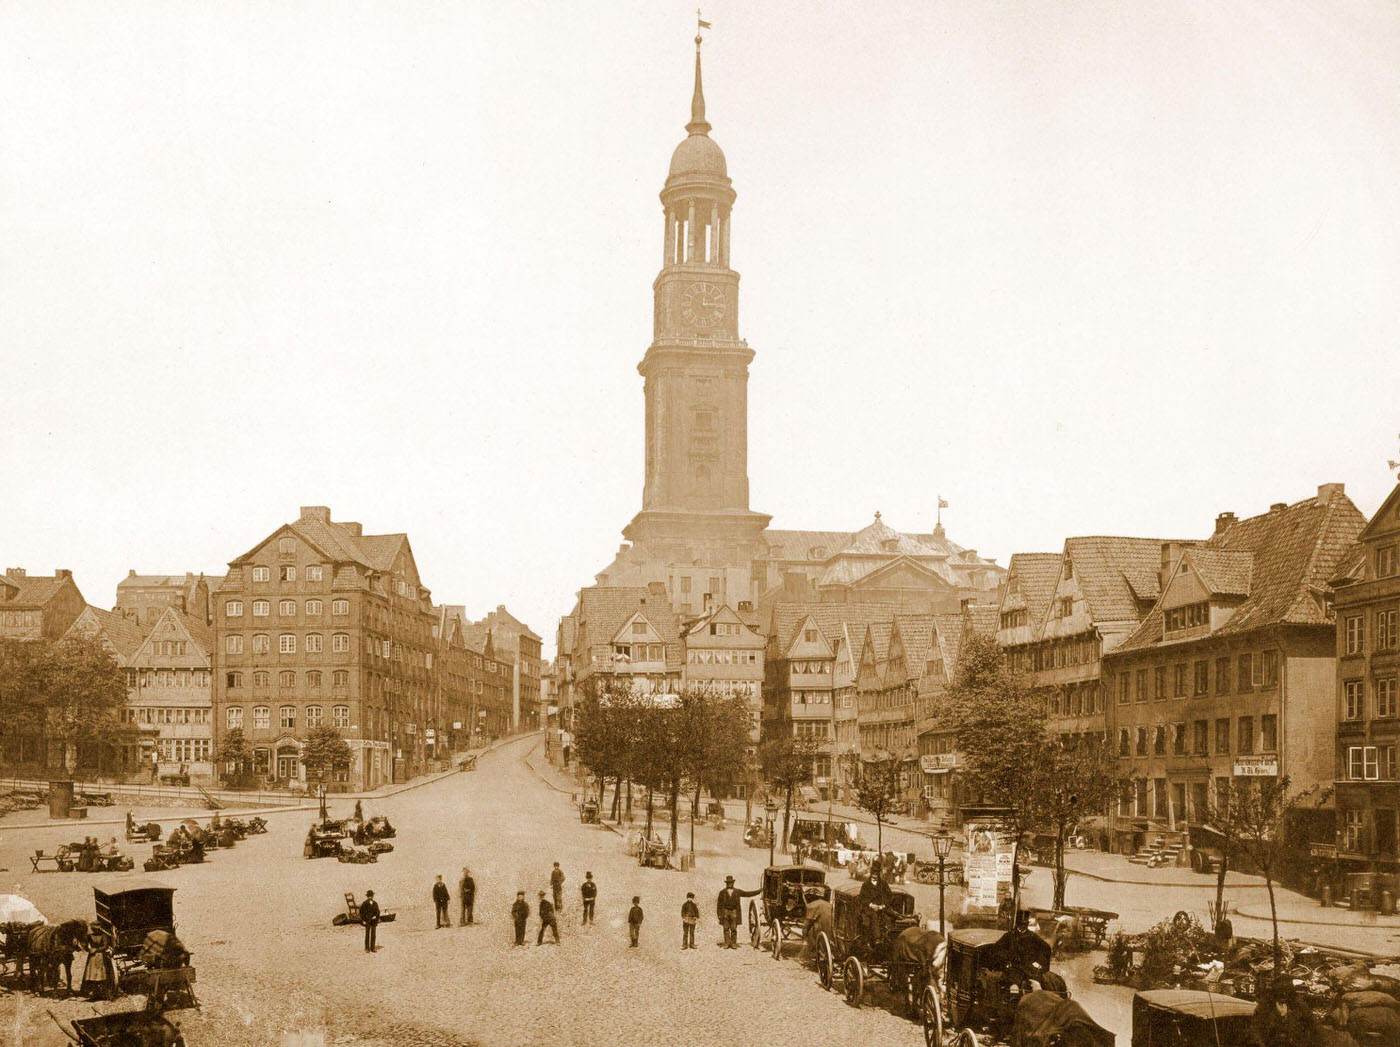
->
857, 860, 894, 948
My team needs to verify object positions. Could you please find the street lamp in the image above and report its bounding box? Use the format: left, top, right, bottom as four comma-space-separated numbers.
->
764, 796, 779, 866
932, 828, 954, 936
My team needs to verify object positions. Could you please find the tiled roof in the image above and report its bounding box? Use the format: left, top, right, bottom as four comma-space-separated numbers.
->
930, 613, 967, 679
0, 574, 72, 609
170, 609, 214, 653
965, 602, 1001, 639
1115, 491, 1367, 654
68, 606, 146, 659
767, 602, 896, 654
867, 621, 895, 665
763, 530, 855, 562
1002, 553, 1061, 630
1063, 536, 1198, 625
358, 534, 406, 573
575, 586, 683, 672
1185, 549, 1254, 597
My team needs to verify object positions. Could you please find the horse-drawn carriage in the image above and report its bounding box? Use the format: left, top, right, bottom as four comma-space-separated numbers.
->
814, 881, 935, 1014
92, 883, 197, 1009
1129, 990, 1253, 1047
746, 864, 830, 958
638, 834, 671, 869
580, 797, 600, 824
743, 819, 772, 849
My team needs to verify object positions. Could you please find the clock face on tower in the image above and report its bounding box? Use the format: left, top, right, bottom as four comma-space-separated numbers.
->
679, 281, 726, 328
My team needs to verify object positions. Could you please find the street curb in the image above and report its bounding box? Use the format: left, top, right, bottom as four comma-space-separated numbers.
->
1064, 867, 1275, 890
520, 745, 625, 839
1233, 905, 1400, 930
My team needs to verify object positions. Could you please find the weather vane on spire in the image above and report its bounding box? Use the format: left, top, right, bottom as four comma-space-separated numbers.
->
697, 9, 712, 34
937, 495, 949, 528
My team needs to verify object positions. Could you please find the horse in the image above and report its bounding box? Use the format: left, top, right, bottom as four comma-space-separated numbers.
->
1013, 990, 1116, 1047
890, 925, 946, 1008
22, 918, 89, 994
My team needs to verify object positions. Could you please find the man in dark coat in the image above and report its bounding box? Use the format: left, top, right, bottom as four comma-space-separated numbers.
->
580, 871, 597, 925
432, 875, 450, 928
716, 875, 760, 948
857, 861, 894, 948
628, 896, 644, 947
550, 862, 565, 913
459, 867, 476, 926
359, 890, 381, 952
681, 892, 699, 950
537, 891, 560, 945
510, 891, 530, 946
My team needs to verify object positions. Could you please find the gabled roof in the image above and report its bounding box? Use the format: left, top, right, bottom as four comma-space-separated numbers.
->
1183, 549, 1254, 597
1000, 553, 1061, 630
895, 614, 937, 676
64, 605, 146, 660
965, 602, 1000, 639
1061, 536, 1197, 626
574, 585, 682, 671
766, 601, 896, 655
1116, 489, 1366, 653
0, 573, 76, 609
480, 605, 543, 642
227, 509, 413, 580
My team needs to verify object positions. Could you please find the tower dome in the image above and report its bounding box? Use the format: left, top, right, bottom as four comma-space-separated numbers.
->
666, 34, 729, 183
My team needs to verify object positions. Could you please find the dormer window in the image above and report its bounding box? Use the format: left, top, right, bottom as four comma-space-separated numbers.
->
1379, 545, 1398, 578
1057, 597, 1074, 618
1165, 601, 1209, 633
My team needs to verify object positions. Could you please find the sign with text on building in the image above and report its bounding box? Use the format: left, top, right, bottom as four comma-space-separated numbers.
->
1309, 843, 1337, 858
919, 753, 959, 773
1234, 755, 1279, 777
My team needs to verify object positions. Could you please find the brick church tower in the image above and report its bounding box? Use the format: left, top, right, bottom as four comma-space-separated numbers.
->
621, 32, 771, 567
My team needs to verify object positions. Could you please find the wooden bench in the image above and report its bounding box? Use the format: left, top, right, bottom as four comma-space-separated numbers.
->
30, 848, 75, 873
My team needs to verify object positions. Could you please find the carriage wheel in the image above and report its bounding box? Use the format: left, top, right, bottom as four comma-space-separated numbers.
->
953, 1030, 979, 1047
748, 903, 760, 948
842, 956, 865, 1007
921, 986, 943, 1047
770, 918, 783, 959
817, 934, 834, 990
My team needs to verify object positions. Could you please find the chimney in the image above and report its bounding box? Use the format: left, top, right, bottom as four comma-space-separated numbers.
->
1160, 542, 1185, 590
1270, 502, 1288, 513
299, 506, 331, 523
128, 569, 137, 578
1317, 482, 1345, 507
341, 522, 363, 536
1214, 512, 1237, 535
5, 568, 26, 579
55, 569, 72, 581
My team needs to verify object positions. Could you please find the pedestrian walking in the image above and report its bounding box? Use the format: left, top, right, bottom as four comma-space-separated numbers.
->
580, 871, 597, 925
681, 892, 699, 950
459, 866, 476, 926
432, 875, 450, 928
511, 891, 530, 946
628, 896, 644, 947
360, 890, 381, 952
537, 891, 560, 945
716, 875, 759, 948
550, 861, 565, 912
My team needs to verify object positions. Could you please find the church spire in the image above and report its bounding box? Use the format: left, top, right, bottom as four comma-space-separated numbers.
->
686, 33, 711, 136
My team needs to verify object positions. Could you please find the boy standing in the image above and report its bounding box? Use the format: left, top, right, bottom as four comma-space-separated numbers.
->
510, 891, 530, 946
627, 896, 644, 948
580, 871, 597, 925
681, 892, 699, 949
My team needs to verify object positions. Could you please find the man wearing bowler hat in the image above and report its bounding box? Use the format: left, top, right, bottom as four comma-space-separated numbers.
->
715, 875, 758, 949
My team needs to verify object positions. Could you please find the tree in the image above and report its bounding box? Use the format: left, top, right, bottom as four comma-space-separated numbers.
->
678, 688, 753, 856
851, 756, 902, 853
1205, 775, 1327, 967
759, 734, 821, 851
0, 636, 131, 771
215, 728, 252, 784
301, 726, 353, 784
1028, 738, 1120, 909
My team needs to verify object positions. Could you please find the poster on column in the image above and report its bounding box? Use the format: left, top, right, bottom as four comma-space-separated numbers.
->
962, 813, 1016, 915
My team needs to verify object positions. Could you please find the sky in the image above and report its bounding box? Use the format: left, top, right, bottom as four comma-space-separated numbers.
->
2, 1, 1398, 658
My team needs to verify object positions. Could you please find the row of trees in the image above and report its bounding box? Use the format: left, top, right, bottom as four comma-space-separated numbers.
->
215, 726, 353, 787
0, 635, 133, 771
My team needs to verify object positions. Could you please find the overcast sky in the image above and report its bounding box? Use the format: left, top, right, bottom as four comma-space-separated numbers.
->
2, 1, 1397, 656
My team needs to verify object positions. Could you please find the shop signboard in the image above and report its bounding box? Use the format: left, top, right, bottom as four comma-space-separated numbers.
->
1234, 755, 1279, 777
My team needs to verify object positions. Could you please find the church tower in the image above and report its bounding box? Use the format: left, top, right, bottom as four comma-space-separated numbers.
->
623, 33, 771, 564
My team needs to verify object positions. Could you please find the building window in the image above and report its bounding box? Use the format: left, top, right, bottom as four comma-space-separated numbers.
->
253, 705, 270, 730
1135, 727, 1148, 757
1260, 650, 1279, 689
253, 671, 269, 688
253, 600, 269, 617
1215, 718, 1230, 754
1118, 728, 1131, 757
279, 536, 296, 554
306, 705, 323, 728
1346, 616, 1364, 655
1154, 666, 1167, 701
226, 672, 242, 689
1350, 746, 1379, 781
1237, 716, 1254, 755
1119, 674, 1130, 704
280, 705, 295, 729
1378, 545, 1398, 578
332, 599, 349, 616
1237, 654, 1253, 692
1193, 661, 1208, 697
279, 634, 297, 654
1344, 809, 1365, 851
1172, 722, 1186, 755
333, 705, 350, 728
1345, 680, 1364, 720
279, 600, 296, 616
305, 599, 322, 617
1386, 747, 1398, 781
1057, 597, 1074, 618
1214, 657, 1230, 695
1378, 678, 1398, 719
225, 635, 244, 654
1135, 669, 1147, 703
226, 601, 244, 618
307, 670, 322, 688
1153, 726, 1167, 755
306, 633, 323, 653
1260, 713, 1277, 752
252, 567, 270, 582
333, 670, 348, 688
281, 566, 296, 582
1165, 601, 1209, 632
226, 706, 243, 729
1194, 719, 1209, 755
279, 670, 295, 688
1378, 610, 1399, 651
253, 633, 270, 654
307, 566, 323, 582
1173, 664, 1188, 699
